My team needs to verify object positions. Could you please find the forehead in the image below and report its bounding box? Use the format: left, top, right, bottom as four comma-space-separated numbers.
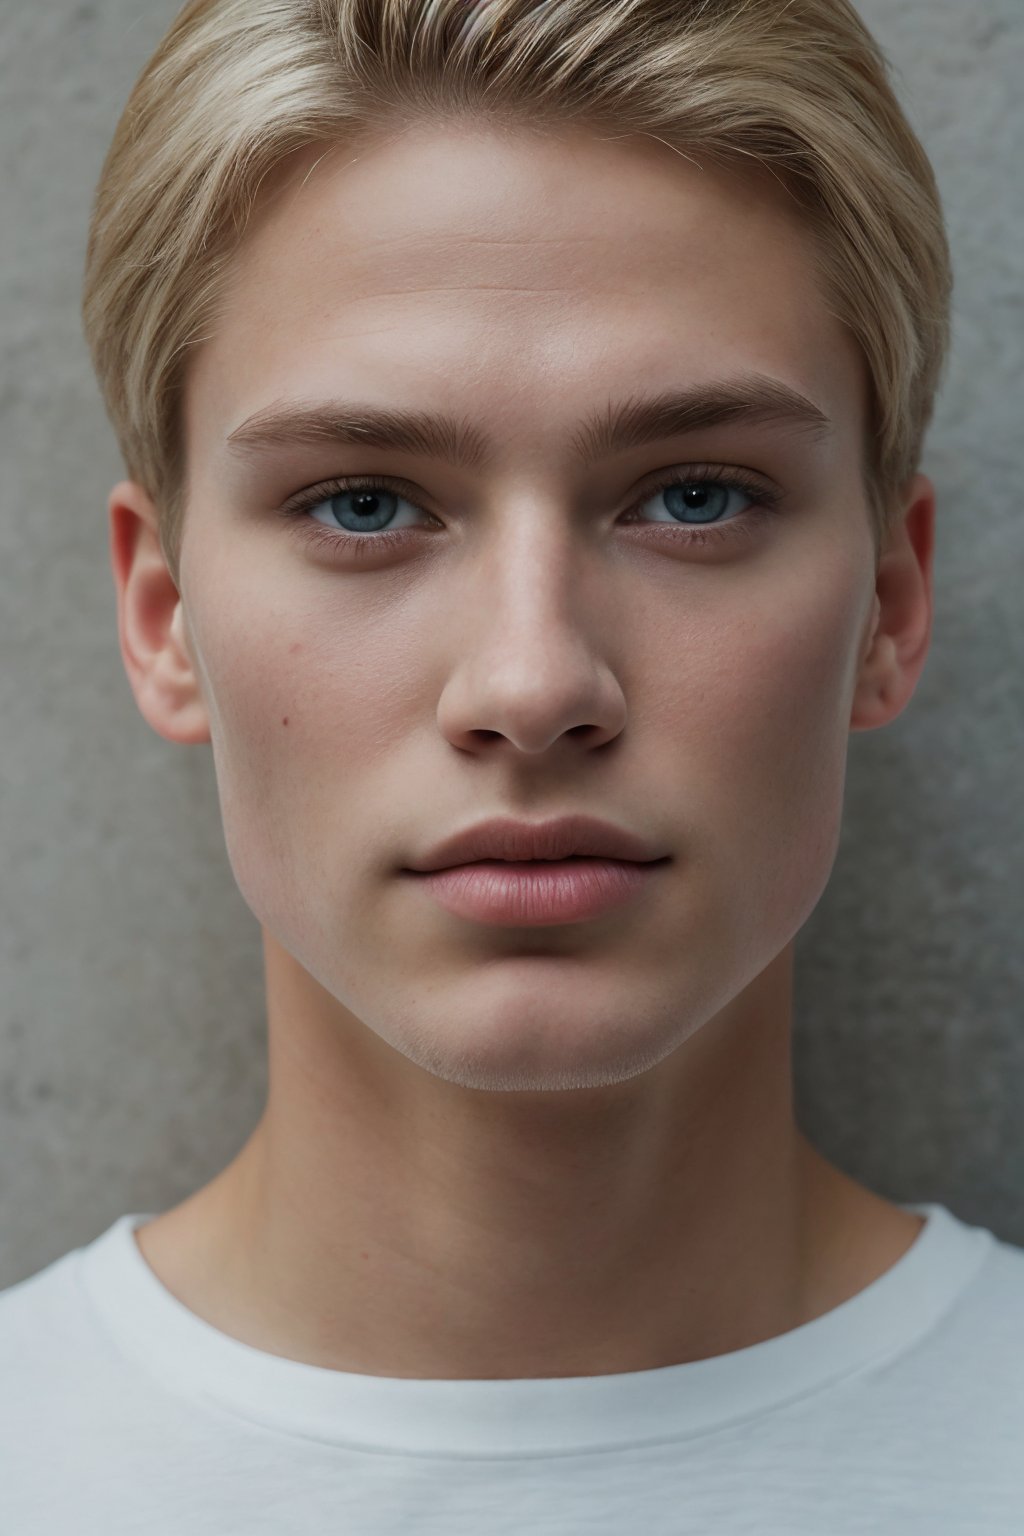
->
186, 123, 866, 469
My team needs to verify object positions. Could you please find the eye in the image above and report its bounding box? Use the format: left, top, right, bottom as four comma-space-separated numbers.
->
302, 481, 429, 535
628, 473, 767, 528
278, 463, 783, 560
619, 466, 783, 549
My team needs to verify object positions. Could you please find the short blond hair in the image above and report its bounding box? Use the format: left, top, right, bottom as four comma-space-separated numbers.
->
82, 0, 951, 586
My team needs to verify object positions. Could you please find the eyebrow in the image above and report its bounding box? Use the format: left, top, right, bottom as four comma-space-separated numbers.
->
224, 373, 833, 469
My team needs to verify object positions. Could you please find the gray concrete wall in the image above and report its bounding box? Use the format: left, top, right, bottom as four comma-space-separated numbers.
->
1, 0, 1021, 1287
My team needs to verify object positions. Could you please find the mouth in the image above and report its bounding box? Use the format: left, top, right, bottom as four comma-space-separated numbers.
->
404, 855, 669, 926
406, 814, 670, 873
430, 854, 607, 867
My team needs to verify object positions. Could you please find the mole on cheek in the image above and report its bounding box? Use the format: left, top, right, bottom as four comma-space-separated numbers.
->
282, 717, 289, 726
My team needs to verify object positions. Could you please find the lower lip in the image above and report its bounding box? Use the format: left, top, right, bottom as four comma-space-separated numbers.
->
408, 858, 667, 926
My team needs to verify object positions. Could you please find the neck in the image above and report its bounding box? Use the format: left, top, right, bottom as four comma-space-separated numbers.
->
134, 939, 922, 1379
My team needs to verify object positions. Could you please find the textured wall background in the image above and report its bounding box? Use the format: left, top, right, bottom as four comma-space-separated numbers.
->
1, 0, 1021, 1287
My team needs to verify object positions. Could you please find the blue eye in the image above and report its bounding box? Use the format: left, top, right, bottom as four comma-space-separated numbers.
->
279, 463, 783, 560
639, 479, 755, 526
310, 485, 423, 534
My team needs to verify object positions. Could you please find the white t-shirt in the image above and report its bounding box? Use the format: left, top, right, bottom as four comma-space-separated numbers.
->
1, 1201, 1022, 1533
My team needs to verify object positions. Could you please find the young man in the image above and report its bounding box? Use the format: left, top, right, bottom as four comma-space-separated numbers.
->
3, 0, 1022, 1529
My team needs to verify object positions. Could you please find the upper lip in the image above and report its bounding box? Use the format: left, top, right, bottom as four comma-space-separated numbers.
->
405, 815, 671, 873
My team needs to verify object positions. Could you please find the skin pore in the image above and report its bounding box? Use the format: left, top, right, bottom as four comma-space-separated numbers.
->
110, 120, 935, 1380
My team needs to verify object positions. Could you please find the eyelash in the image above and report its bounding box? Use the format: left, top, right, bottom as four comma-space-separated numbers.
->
276, 463, 784, 562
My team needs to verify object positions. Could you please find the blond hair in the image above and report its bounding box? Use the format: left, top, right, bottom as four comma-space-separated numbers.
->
82, 0, 951, 586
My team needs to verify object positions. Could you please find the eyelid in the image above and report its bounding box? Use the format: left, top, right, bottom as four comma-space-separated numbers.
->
635, 461, 782, 512
278, 471, 431, 519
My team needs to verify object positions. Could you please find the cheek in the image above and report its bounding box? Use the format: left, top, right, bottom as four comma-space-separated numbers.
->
745, 615, 852, 888
184, 576, 425, 944
658, 567, 867, 937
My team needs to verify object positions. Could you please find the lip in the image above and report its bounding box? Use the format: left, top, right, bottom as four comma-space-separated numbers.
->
409, 858, 667, 926
405, 814, 669, 873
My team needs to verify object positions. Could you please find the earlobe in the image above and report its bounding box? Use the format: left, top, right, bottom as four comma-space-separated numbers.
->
108, 480, 211, 746
849, 473, 936, 734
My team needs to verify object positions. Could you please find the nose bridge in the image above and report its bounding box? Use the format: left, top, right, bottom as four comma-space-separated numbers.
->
469, 496, 599, 653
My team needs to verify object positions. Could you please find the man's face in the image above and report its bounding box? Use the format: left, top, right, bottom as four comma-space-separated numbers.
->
178, 122, 876, 1092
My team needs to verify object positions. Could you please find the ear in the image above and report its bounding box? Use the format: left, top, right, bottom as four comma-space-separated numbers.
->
850, 472, 936, 733
108, 480, 211, 745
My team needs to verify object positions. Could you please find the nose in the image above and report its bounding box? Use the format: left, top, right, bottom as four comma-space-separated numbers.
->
434, 521, 628, 757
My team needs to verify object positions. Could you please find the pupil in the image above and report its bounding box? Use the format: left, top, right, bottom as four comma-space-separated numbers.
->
352, 492, 380, 518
